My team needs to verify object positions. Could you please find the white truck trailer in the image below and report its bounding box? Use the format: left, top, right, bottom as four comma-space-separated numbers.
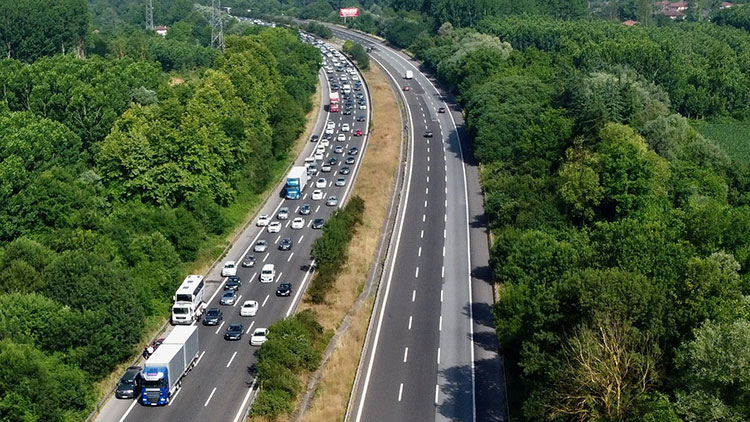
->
140, 326, 200, 406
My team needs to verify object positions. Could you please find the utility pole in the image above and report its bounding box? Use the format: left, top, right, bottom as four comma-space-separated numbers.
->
146, 0, 154, 30
211, 0, 225, 52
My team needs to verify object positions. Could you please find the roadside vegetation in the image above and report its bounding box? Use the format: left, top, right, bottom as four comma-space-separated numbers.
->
261, 0, 750, 420
0, 1, 320, 420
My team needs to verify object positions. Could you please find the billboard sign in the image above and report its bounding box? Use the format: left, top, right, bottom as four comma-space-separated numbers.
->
340, 8, 359, 17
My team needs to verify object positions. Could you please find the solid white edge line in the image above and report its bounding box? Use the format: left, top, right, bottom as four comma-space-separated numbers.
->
354, 51, 415, 422
231, 377, 257, 422
118, 400, 138, 422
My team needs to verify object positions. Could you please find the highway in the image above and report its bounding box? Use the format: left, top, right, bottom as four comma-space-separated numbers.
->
95, 37, 372, 422
328, 27, 507, 422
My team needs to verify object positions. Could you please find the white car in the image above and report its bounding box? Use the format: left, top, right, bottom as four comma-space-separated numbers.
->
315, 178, 327, 189
316, 145, 326, 154
291, 217, 305, 229
253, 240, 268, 253
325, 127, 334, 135
359, 104, 367, 110
341, 123, 350, 132
277, 207, 289, 220
312, 189, 324, 200
267, 221, 282, 233
250, 328, 269, 346
314, 151, 324, 161
221, 261, 237, 277
256, 215, 270, 226
240, 300, 258, 317
326, 121, 335, 130
337, 133, 346, 142
320, 139, 330, 147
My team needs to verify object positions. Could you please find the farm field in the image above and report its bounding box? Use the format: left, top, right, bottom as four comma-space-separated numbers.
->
692, 121, 750, 163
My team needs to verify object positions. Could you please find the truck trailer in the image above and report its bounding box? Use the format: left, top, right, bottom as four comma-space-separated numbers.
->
140, 326, 199, 406
329, 91, 340, 113
286, 166, 309, 200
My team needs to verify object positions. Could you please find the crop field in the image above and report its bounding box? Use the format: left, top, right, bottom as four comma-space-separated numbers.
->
692, 121, 750, 164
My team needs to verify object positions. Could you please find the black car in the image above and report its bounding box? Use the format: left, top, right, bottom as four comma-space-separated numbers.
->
345, 156, 356, 165
241, 255, 256, 268
225, 276, 242, 291
327, 156, 338, 165
224, 323, 244, 341
278, 238, 293, 251
115, 366, 142, 399
310, 135, 319, 142
340, 166, 351, 175
276, 283, 293, 297
203, 308, 223, 326
312, 218, 325, 229
343, 109, 352, 115
300, 203, 311, 215
424, 131, 434, 138
357, 115, 366, 122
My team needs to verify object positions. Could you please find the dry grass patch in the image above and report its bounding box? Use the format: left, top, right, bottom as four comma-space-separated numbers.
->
297, 62, 402, 421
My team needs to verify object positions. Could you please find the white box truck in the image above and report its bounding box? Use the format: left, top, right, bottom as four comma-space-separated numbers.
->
140, 326, 200, 406
405, 70, 413, 79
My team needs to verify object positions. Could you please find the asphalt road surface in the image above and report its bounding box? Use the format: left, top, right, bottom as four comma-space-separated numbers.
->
96, 37, 372, 422
329, 26, 508, 422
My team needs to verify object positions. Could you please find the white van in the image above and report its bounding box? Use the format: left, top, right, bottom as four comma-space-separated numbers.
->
405, 70, 413, 79
342, 84, 351, 94
260, 264, 275, 283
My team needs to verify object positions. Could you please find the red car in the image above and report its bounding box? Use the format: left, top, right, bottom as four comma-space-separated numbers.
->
354, 129, 363, 136
438, 107, 446, 113
402, 86, 410, 91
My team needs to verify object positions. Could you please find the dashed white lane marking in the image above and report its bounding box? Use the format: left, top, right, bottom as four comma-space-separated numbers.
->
443, 245, 446, 256
298, 235, 304, 244
285, 221, 290, 227
204, 387, 217, 407
398, 383, 404, 402
426, 187, 429, 194
233, 295, 242, 307
245, 321, 255, 334
427, 176, 430, 183
427, 165, 430, 172
276, 272, 283, 283
308, 219, 313, 228
408, 316, 413, 330
424, 200, 427, 208
403, 347, 409, 363
427, 156, 430, 162
274, 235, 281, 244
422, 214, 426, 222
315, 205, 321, 213
444, 229, 447, 238
415, 267, 419, 278
226, 351, 237, 368
263, 253, 269, 262
215, 321, 225, 335
444, 214, 447, 222
420, 230, 424, 238
412, 290, 416, 302
262, 294, 269, 307
287, 252, 294, 262
418, 247, 422, 257
251, 272, 257, 281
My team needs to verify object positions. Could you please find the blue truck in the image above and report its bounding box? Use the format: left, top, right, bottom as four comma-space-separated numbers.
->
285, 166, 309, 200
140, 326, 199, 406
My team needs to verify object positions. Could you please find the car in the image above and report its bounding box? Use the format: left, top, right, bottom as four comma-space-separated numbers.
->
276, 283, 293, 297
321, 163, 332, 172
334, 145, 344, 154
267, 221, 282, 233
359, 104, 367, 110
224, 323, 244, 341
320, 139, 330, 147
345, 156, 356, 165
307, 163, 319, 175
424, 131, 433, 138
256, 214, 270, 226
335, 177, 346, 187
314, 151, 324, 161
250, 328, 269, 346
277, 207, 289, 220
337, 133, 346, 142
311, 135, 319, 142
291, 217, 305, 229
403, 86, 410, 91
327, 156, 339, 165
341, 123, 350, 132
241, 255, 256, 268
326, 195, 339, 206
312, 189, 324, 200
348, 147, 359, 155
221, 261, 237, 277
278, 238, 293, 251
316, 178, 327, 189
356, 93, 365, 99
316, 145, 326, 155
203, 308, 223, 326
224, 276, 242, 291
220, 290, 237, 306
326, 121, 335, 130
357, 115, 366, 122
115, 366, 142, 399
438, 107, 446, 113
240, 300, 258, 317
354, 129, 363, 136
343, 109, 352, 115
312, 218, 325, 229
358, 99, 366, 105
253, 239, 268, 253
260, 264, 275, 283
325, 127, 334, 135
340, 166, 351, 175
300, 203, 311, 215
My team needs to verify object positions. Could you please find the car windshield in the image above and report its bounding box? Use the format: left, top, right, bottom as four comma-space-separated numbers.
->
172, 307, 189, 314
119, 378, 136, 386
143, 379, 167, 389
223, 292, 234, 297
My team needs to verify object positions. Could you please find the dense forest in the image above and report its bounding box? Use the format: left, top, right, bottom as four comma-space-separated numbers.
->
0, 1, 320, 420
290, 1, 750, 421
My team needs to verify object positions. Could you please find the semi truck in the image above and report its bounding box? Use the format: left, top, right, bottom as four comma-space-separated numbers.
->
285, 166, 309, 200
140, 326, 199, 406
329, 91, 340, 113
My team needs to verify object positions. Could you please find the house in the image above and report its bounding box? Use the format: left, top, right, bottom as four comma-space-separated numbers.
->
720, 2, 733, 9
656, 0, 688, 20
623, 20, 640, 26
670, 1, 689, 11
154, 26, 168, 37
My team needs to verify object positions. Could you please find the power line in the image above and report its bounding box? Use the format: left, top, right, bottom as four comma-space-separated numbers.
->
211, 0, 225, 52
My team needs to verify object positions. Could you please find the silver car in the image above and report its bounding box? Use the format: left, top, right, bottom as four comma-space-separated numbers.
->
326, 195, 339, 206
253, 240, 268, 253
220, 290, 237, 306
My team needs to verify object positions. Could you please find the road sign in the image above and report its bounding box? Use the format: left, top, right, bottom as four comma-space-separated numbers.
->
340, 8, 359, 17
